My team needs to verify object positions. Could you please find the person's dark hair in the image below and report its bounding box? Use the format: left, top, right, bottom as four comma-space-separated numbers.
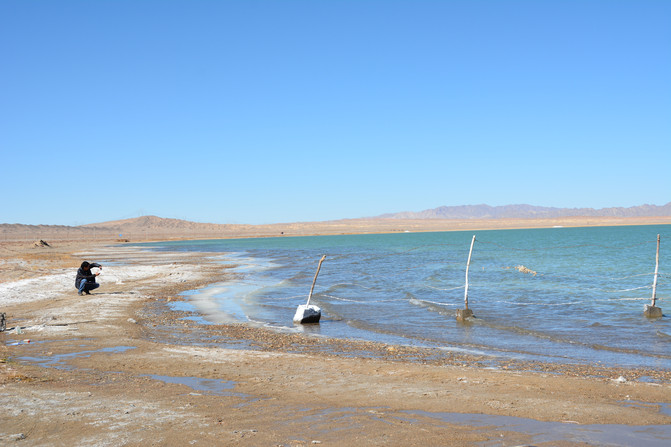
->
81, 261, 90, 269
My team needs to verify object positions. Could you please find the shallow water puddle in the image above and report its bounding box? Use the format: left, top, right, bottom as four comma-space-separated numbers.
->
297, 406, 398, 429
145, 374, 250, 399
620, 399, 671, 417
401, 410, 671, 446
17, 346, 136, 370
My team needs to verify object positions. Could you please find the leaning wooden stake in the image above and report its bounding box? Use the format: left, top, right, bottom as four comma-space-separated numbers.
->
457, 235, 476, 322
294, 255, 326, 324
306, 255, 326, 307
644, 234, 663, 318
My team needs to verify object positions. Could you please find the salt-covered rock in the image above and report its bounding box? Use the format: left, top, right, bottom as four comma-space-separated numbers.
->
293, 304, 321, 324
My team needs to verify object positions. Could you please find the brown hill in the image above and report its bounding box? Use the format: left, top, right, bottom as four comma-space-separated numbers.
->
80, 215, 235, 232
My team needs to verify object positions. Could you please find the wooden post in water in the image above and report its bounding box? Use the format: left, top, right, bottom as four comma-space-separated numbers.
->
464, 234, 476, 309
306, 255, 326, 307
644, 234, 663, 318
457, 235, 476, 322
652, 234, 660, 307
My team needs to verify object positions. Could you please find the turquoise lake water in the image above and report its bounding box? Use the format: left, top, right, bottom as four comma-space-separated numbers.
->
141, 225, 670, 370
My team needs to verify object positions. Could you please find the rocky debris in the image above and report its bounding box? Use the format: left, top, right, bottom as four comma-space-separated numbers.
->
33, 239, 51, 248
233, 429, 257, 438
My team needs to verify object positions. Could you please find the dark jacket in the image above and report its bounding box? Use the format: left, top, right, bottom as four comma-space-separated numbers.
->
75, 263, 102, 287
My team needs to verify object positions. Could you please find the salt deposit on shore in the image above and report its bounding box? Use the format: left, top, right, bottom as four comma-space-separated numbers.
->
0, 260, 204, 306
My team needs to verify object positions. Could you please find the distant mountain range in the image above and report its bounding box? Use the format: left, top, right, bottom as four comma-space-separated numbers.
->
377, 202, 671, 219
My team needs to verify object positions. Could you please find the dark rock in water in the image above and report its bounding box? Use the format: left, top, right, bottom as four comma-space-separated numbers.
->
298, 314, 321, 324
644, 304, 663, 318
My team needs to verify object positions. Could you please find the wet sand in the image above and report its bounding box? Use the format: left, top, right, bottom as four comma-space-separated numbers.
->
1, 239, 670, 446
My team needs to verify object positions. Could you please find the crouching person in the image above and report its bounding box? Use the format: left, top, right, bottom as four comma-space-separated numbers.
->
75, 261, 102, 295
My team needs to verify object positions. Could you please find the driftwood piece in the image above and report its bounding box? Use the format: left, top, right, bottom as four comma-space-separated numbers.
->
514, 265, 537, 276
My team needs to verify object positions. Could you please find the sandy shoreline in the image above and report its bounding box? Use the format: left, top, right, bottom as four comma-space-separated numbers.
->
4, 215, 671, 243
1, 240, 670, 446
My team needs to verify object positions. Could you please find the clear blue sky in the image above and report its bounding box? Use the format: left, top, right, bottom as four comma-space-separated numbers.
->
2, 0, 669, 225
